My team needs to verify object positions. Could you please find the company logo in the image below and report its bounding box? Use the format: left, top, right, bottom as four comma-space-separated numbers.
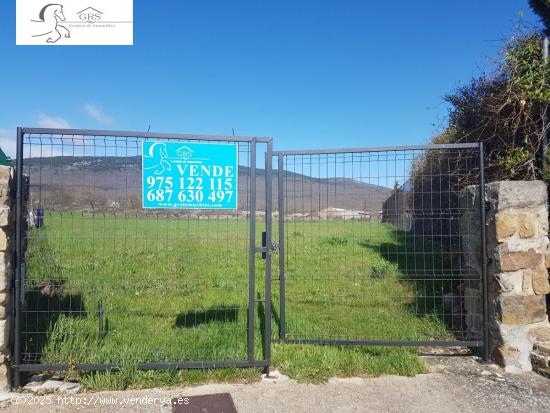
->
31, 4, 70, 44
77, 7, 103, 24
175, 146, 195, 159
17, 0, 133, 46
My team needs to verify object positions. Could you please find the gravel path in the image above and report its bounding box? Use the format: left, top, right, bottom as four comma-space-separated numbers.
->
1, 356, 549, 413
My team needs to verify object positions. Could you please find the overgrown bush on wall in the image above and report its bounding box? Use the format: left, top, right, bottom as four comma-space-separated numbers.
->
434, 32, 549, 182
407, 1, 550, 250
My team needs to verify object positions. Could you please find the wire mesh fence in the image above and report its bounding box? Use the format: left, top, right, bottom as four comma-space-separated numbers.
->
274, 145, 486, 347
14, 128, 487, 383
16, 129, 272, 374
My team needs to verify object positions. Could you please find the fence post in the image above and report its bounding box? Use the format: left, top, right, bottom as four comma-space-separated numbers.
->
247, 139, 257, 362
277, 155, 285, 341
264, 140, 273, 372
478, 142, 489, 361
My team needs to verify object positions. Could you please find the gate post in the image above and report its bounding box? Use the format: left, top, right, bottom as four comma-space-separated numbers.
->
0, 164, 14, 392
478, 142, 489, 361
462, 180, 550, 372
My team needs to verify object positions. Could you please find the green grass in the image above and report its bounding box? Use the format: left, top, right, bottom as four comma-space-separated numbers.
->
279, 220, 453, 343
22, 212, 457, 389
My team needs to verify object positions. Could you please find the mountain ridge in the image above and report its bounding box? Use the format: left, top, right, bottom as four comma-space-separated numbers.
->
22, 156, 392, 213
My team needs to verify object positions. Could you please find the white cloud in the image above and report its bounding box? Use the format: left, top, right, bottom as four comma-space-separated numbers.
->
38, 113, 70, 129
83, 103, 114, 124
0, 129, 16, 158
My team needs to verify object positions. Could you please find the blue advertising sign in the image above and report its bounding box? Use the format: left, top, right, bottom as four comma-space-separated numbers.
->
142, 141, 238, 209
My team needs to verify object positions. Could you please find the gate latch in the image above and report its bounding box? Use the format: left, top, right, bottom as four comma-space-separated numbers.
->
260, 232, 279, 259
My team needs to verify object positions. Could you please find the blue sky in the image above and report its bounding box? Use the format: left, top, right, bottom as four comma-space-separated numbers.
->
0, 1, 541, 157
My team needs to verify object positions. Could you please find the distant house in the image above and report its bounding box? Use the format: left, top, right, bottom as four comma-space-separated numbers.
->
175, 146, 194, 159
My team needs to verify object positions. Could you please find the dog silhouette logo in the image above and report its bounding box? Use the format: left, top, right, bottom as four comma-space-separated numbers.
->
31, 3, 70, 43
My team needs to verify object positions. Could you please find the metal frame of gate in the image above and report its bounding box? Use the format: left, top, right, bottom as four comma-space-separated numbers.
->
274, 142, 488, 360
13, 128, 489, 387
13, 127, 273, 387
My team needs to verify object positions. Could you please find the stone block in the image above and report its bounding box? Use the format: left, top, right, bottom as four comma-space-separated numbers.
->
536, 207, 549, 234
498, 295, 547, 325
494, 323, 544, 372
0, 273, 8, 293
0, 253, 10, 293
495, 271, 523, 294
0, 207, 8, 228
504, 237, 545, 252
0, 318, 9, 351
531, 352, 550, 378
496, 213, 516, 240
0, 231, 8, 251
0, 363, 9, 392
523, 269, 534, 294
0, 252, 10, 273
493, 345, 526, 373
533, 341, 550, 356
531, 267, 550, 295
529, 325, 550, 342
518, 213, 536, 238
498, 246, 542, 272
486, 180, 547, 210
0, 187, 9, 207
0, 167, 11, 186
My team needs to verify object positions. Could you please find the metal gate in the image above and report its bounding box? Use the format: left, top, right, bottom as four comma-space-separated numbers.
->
14, 129, 489, 386
273, 143, 488, 358
14, 127, 273, 386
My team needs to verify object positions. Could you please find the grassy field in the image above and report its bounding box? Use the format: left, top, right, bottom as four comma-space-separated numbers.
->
22, 213, 456, 389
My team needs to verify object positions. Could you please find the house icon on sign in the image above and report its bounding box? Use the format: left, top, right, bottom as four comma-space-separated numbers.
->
77, 7, 103, 24
175, 146, 194, 159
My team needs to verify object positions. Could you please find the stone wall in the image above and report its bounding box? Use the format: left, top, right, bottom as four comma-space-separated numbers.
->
0, 166, 12, 391
461, 180, 550, 373
381, 188, 412, 231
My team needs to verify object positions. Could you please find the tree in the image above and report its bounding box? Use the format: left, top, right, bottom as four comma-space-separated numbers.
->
117, 192, 141, 209
529, 0, 550, 34
78, 188, 108, 210
39, 185, 75, 208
